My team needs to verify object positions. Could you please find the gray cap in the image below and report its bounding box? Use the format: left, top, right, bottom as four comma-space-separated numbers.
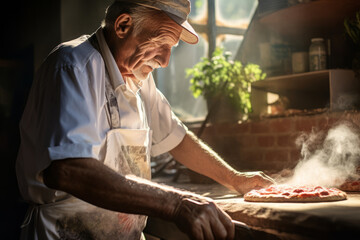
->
115, 0, 199, 44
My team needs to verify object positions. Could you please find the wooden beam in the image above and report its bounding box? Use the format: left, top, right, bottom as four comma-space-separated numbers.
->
191, 23, 246, 36
207, 0, 216, 58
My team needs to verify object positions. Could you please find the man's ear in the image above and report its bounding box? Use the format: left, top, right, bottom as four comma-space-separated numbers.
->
114, 13, 133, 38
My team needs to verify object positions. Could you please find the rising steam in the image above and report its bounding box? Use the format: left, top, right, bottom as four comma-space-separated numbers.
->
285, 122, 360, 187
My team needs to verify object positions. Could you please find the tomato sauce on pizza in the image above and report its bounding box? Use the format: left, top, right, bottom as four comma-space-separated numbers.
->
244, 185, 347, 202
339, 180, 360, 192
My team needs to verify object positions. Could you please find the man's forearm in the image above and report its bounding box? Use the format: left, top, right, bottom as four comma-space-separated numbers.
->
43, 158, 187, 219
170, 131, 239, 191
43, 157, 235, 239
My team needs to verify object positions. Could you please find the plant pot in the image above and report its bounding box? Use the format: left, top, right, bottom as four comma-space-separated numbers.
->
206, 96, 243, 123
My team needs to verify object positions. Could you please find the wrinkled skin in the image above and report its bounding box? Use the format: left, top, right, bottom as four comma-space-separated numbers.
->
232, 171, 276, 194
170, 133, 276, 239
173, 195, 235, 240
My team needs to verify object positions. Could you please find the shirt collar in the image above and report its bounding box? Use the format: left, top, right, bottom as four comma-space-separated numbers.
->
95, 27, 125, 90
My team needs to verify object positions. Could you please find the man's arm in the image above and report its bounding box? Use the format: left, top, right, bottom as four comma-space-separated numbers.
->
170, 131, 275, 194
43, 157, 234, 239
43, 158, 179, 217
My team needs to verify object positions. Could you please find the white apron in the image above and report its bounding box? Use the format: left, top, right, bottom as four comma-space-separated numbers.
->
20, 35, 152, 240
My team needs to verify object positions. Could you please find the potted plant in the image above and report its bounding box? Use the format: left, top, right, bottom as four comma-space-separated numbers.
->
186, 47, 266, 122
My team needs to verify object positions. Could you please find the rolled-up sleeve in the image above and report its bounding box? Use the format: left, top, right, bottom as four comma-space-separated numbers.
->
142, 75, 187, 157
45, 63, 107, 161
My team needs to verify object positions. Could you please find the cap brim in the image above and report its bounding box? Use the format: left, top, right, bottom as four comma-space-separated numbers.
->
163, 11, 199, 44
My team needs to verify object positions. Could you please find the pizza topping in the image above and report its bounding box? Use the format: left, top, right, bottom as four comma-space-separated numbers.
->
299, 192, 318, 198
319, 191, 329, 196
293, 189, 304, 193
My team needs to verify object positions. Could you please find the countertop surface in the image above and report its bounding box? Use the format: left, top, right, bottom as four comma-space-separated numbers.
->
152, 177, 360, 240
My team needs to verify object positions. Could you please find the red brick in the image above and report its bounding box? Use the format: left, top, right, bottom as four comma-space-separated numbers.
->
290, 149, 302, 163
349, 112, 360, 125
235, 122, 251, 133
343, 113, 360, 128
238, 150, 264, 165
236, 135, 257, 148
250, 121, 270, 134
295, 117, 318, 132
327, 115, 342, 127
258, 161, 289, 172
220, 136, 241, 154
214, 122, 250, 136
257, 135, 275, 147
270, 118, 293, 133
264, 149, 289, 163
277, 134, 298, 147
317, 116, 329, 130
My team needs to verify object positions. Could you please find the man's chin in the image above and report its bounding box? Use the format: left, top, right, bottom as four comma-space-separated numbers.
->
132, 69, 151, 81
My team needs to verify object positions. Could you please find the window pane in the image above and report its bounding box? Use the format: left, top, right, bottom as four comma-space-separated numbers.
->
154, 36, 208, 122
217, 0, 257, 26
154, 0, 258, 122
218, 35, 244, 60
190, 0, 207, 19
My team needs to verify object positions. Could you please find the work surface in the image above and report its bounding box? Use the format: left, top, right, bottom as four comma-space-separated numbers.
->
151, 177, 360, 240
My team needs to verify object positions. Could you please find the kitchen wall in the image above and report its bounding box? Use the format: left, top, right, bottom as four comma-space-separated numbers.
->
190, 111, 360, 173
32, 0, 112, 70
61, 0, 112, 42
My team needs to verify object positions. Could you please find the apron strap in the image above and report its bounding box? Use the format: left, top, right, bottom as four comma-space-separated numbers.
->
88, 34, 121, 129
21, 205, 38, 228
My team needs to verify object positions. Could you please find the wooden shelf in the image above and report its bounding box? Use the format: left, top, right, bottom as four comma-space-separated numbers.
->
258, 0, 360, 42
237, 0, 360, 116
251, 69, 360, 115
252, 70, 330, 94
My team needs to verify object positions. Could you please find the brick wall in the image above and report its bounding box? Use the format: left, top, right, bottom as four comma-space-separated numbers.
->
189, 111, 360, 173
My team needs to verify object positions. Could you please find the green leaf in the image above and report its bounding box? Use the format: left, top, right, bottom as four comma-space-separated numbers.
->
186, 47, 266, 115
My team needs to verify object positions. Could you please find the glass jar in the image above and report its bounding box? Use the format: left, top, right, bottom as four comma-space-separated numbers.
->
309, 38, 327, 71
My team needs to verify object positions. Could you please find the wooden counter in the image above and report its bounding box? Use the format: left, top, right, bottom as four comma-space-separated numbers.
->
145, 179, 360, 240
217, 193, 360, 240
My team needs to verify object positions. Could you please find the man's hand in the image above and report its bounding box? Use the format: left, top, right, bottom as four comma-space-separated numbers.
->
232, 171, 276, 194
172, 195, 235, 240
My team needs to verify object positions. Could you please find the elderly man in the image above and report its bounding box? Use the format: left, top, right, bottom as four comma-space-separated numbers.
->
16, 0, 274, 239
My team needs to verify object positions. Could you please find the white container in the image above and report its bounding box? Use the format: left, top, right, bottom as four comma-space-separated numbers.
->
309, 38, 327, 71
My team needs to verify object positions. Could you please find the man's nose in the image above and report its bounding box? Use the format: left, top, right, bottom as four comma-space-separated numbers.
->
158, 48, 172, 68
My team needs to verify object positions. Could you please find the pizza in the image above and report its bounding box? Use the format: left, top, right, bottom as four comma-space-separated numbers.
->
339, 166, 360, 192
244, 185, 347, 203
339, 180, 360, 192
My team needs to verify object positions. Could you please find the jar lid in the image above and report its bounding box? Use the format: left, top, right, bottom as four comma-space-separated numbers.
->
311, 38, 324, 42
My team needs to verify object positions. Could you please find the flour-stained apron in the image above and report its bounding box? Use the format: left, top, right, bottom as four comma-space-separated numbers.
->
20, 35, 152, 240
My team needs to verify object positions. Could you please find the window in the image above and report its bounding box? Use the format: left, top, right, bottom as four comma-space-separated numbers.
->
153, 0, 258, 123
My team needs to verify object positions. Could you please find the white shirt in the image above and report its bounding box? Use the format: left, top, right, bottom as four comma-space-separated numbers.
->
16, 28, 187, 204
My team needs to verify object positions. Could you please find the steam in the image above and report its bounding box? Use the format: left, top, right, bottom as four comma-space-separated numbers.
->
285, 123, 360, 187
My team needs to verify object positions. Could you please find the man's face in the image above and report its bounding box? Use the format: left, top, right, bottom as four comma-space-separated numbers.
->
121, 14, 182, 80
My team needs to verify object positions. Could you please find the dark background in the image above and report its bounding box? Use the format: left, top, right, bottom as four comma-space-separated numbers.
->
0, 1, 111, 238
1, 1, 35, 239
